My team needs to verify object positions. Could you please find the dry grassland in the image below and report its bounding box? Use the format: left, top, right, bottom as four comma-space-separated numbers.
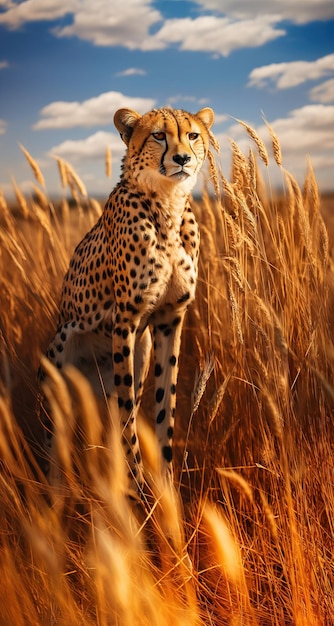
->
0, 130, 334, 625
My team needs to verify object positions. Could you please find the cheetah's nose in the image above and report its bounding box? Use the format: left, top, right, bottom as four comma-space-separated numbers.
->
173, 153, 191, 166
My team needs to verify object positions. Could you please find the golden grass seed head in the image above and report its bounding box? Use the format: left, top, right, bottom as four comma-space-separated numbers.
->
235, 118, 269, 166
236, 188, 257, 234
259, 489, 278, 540
65, 162, 87, 198
191, 352, 215, 415
223, 211, 242, 248
105, 145, 112, 178
137, 416, 161, 476
221, 172, 240, 218
40, 357, 74, 428
31, 201, 55, 246
263, 119, 282, 166
19, 143, 46, 188
207, 149, 220, 198
222, 256, 249, 292
227, 283, 244, 345
203, 504, 243, 584
0, 188, 16, 236
32, 184, 49, 210
55, 156, 68, 188
262, 389, 283, 439
209, 372, 232, 426
303, 156, 320, 215
230, 139, 248, 190
247, 148, 257, 190
208, 127, 220, 154
318, 216, 329, 268
0, 186, 8, 211
11, 176, 29, 218
216, 468, 253, 503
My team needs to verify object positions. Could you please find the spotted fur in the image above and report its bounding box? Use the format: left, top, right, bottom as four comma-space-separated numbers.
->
40, 106, 215, 490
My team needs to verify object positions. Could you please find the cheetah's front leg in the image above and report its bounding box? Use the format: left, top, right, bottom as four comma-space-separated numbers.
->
112, 314, 144, 491
153, 309, 186, 483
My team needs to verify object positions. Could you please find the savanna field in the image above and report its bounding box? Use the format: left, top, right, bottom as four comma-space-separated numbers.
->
0, 126, 334, 625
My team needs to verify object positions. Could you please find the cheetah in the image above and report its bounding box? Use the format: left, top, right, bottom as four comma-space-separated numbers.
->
40, 105, 216, 490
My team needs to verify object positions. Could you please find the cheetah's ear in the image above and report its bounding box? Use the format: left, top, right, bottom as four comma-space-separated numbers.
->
114, 108, 142, 145
195, 107, 215, 130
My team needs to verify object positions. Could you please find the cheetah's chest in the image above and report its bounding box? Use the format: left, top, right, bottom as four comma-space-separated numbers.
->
149, 237, 197, 311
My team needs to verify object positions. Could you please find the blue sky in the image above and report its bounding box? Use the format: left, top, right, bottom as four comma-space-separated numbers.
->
0, 0, 334, 199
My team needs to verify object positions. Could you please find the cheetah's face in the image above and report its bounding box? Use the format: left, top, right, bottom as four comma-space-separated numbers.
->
114, 107, 215, 193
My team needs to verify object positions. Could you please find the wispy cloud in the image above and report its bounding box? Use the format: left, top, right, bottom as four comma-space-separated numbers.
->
213, 113, 228, 124
49, 131, 124, 161
2, 0, 333, 38
194, 0, 334, 24
227, 104, 334, 156
221, 103, 334, 189
0, 0, 74, 28
115, 67, 147, 77
310, 78, 334, 103
152, 15, 285, 57
33, 91, 156, 130
248, 53, 334, 89
0, 60, 9, 69
261, 104, 334, 155
208, 102, 333, 193
53, 1, 163, 50
0, 0, 286, 57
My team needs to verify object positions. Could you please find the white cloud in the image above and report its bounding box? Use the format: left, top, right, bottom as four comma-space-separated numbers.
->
213, 113, 228, 125
262, 105, 334, 155
0, 119, 7, 135
194, 0, 334, 24
0, 0, 76, 28
262, 104, 334, 189
0, 0, 290, 57
0, 0, 163, 49
2, 0, 332, 37
227, 105, 334, 157
53, 0, 162, 50
310, 78, 334, 103
248, 53, 334, 90
153, 15, 285, 57
0, 60, 9, 69
220, 104, 334, 189
53, 3, 283, 57
115, 67, 147, 77
2, 0, 327, 60
33, 91, 156, 130
49, 131, 124, 161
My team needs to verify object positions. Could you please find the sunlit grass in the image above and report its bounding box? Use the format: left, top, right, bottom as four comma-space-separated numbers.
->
0, 128, 333, 625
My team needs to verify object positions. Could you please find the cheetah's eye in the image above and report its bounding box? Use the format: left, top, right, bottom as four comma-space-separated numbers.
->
152, 132, 166, 141
188, 132, 199, 141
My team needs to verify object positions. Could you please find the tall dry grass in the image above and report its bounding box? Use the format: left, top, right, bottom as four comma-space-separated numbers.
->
0, 127, 334, 625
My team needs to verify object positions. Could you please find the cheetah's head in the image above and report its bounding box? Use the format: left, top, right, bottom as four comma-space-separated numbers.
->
114, 106, 215, 194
